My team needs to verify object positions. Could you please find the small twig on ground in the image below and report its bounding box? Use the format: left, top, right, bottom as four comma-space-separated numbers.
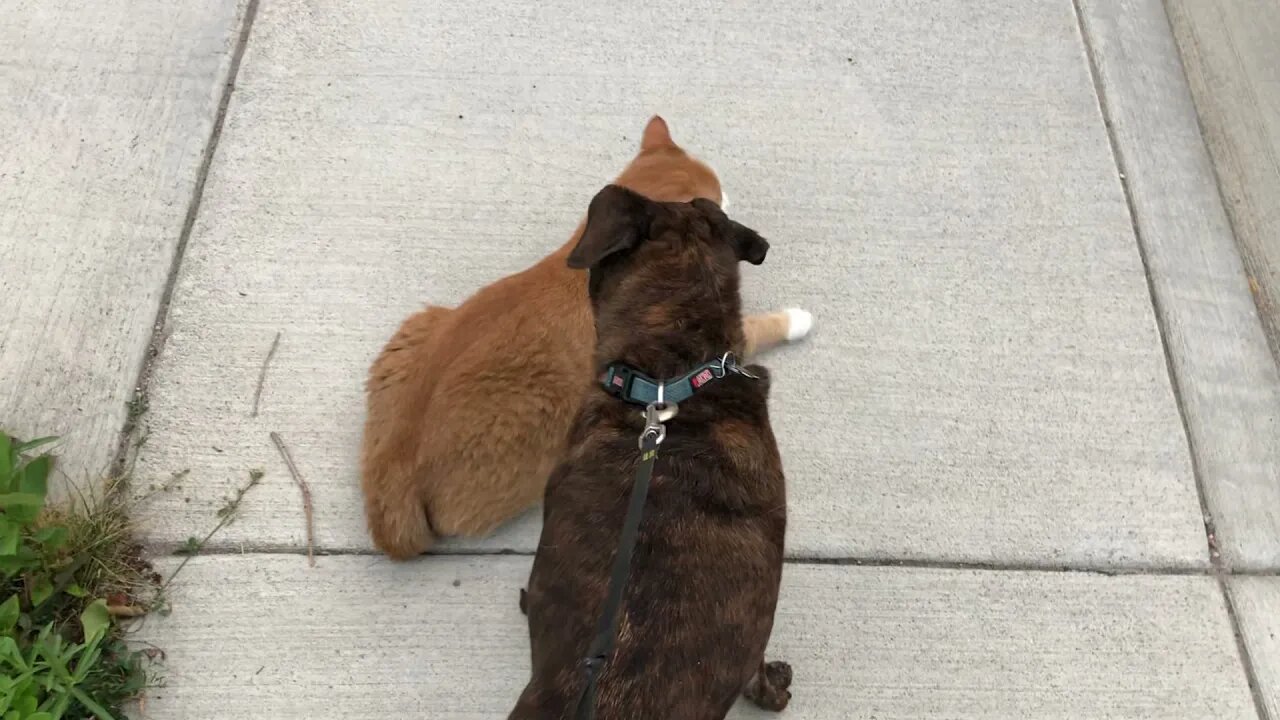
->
158, 469, 264, 596
270, 431, 316, 567
251, 331, 282, 417
107, 604, 148, 618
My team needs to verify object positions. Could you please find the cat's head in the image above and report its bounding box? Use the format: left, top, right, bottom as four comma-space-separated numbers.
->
612, 116, 727, 210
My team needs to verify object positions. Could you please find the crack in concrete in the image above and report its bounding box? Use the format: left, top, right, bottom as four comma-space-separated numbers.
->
155, 544, 1280, 579
109, 0, 264, 479
1071, 1, 1273, 717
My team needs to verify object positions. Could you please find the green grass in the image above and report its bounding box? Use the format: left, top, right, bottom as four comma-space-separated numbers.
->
1, 432, 156, 720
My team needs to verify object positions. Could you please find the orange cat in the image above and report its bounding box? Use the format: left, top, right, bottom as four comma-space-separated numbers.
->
361, 117, 812, 559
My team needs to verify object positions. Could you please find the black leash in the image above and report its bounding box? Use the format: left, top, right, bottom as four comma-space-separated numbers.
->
574, 402, 670, 720
572, 353, 754, 719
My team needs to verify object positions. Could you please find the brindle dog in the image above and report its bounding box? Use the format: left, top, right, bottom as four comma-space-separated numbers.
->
510, 185, 792, 719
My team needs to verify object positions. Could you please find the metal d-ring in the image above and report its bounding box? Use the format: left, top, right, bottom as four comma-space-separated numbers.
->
716, 351, 758, 380
712, 354, 730, 379
651, 403, 678, 422
650, 383, 678, 423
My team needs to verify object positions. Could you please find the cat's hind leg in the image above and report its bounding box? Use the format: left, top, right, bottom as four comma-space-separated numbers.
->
362, 305, 453, 559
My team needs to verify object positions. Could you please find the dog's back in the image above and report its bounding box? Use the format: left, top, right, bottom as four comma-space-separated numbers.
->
513, 186, 790, 719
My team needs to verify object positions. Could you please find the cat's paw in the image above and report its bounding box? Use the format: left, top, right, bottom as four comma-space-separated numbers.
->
784, 308, 814, 342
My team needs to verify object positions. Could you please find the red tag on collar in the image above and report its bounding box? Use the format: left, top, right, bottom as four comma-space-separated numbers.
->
690, 368, 714, 388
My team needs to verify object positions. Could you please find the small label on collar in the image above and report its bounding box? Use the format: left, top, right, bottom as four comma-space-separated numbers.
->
690, 368, 714, 388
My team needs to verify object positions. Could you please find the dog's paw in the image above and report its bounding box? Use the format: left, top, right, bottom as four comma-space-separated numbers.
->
784, 308, 813, 342
763, 661, 793, 691
745, 660, 794, 712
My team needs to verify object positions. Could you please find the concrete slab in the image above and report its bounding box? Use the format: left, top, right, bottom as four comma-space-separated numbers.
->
131, 0, 1207, 569
1229, 577, 1280, 719
1168, 0, 1280, 359
0, 1, 248, 494
1076, 0, 1280, 570
137, 556, 1256, 719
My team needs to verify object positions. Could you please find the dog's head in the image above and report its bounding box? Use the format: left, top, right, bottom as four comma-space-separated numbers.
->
566, 185, 768, 348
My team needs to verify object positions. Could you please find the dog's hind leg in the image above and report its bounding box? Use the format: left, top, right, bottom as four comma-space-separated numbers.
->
743, 660, 793, 712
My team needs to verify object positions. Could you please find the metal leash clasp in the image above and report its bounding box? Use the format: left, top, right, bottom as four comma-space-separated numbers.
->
713, 351, 759, 380
640, 382, 678, 448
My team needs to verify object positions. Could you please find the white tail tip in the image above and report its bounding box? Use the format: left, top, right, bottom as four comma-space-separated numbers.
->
784, 308, 813, 342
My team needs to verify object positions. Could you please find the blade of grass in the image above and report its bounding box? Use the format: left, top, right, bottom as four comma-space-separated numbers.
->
70, 687, 117, 720
13, 437, 59, 456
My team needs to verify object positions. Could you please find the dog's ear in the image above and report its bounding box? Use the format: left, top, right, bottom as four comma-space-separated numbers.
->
728, 220, 769, 265
567, 185, 654, 269
691, 198, 769, 266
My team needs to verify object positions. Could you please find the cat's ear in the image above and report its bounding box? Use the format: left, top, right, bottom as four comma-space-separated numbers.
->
640, 115, 674, 151
567, 185, 655, 269
728, 220, 769, 265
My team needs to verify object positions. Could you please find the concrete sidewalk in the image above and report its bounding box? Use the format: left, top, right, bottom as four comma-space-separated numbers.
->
2, 0, 1277, 718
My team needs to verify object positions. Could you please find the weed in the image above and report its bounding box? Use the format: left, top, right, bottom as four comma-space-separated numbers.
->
158, 469, 263, 594
174, 538, 200, 557
123, 397, 148, 423
0, 432, 155, 719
